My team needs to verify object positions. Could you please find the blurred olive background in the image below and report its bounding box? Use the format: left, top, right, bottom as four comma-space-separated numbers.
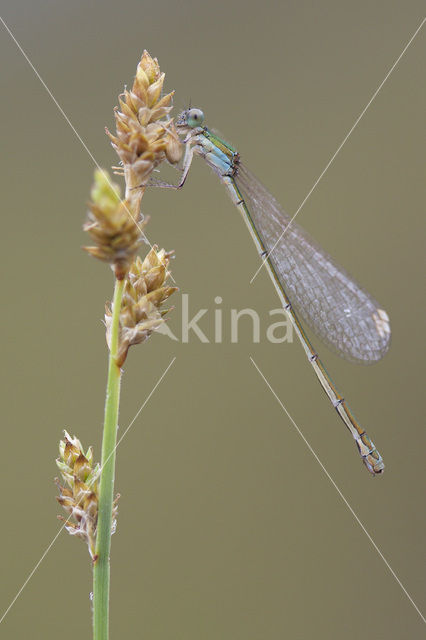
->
1, 1, 425, 638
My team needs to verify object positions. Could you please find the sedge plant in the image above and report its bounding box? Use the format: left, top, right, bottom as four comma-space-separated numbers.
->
55, 51, 182, 639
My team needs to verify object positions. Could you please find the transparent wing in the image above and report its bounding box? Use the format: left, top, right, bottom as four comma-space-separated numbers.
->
235, 163, 391, 363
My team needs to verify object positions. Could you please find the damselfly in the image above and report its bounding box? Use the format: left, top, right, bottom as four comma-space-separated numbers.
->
171, 107, 390, 475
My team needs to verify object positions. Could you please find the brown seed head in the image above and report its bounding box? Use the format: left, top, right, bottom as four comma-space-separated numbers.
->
56, 431, 118, 559
83, 169, 146, 279
105, 247, 177, 367
106, 50, 182, 196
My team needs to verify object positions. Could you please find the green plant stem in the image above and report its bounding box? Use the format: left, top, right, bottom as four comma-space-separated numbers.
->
93, 276, 125, 640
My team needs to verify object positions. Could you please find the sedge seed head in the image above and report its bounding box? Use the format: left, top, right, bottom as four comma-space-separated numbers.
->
55, 431, 118, 559
105, 247, 177, 367
106, 50, 182, 194
83, 169, 146, 279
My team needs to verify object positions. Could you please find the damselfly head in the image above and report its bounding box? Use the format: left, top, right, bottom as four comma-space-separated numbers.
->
176, 108, 205, 130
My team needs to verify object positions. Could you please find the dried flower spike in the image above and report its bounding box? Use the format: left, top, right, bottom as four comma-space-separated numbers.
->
83, 169, 146, 279
105, 247, 177, 367
106, 50, 182, 200
55, 431, 118, 559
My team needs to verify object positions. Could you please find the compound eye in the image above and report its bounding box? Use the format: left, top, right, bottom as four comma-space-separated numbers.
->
187, 108, 204, 128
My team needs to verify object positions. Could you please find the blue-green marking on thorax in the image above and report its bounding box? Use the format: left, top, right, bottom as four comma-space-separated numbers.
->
198, 127, 239, 177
